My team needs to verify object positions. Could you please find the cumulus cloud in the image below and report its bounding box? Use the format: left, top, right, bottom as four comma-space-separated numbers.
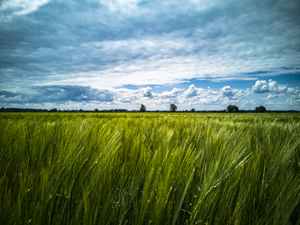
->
252, 80, 270, 93
220, 86, 234, 97
116, 89, 139, 103
252, 79, 288, 93
268, 80, 288, 93
250, 79, 300, 107
158, 88, 184, 99
287, 87, 300, 95
179, 84, 249, 107
183, 84, 203, 98
139, 87, 155, 98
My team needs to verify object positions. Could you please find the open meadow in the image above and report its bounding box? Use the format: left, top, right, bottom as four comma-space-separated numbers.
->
0, 113, 299, 225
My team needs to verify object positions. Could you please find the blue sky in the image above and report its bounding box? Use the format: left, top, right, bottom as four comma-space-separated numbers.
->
0, 0, 299, 110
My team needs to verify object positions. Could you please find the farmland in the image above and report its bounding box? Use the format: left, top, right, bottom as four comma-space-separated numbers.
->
0, 113, 300, 225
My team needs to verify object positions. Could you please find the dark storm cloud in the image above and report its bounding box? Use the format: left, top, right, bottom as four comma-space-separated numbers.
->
0, 85, 115, 104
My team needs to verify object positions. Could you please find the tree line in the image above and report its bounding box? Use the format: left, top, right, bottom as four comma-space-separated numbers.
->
226, 105, 266, 113
0, 106, 298, 113
139, 104, 298, 113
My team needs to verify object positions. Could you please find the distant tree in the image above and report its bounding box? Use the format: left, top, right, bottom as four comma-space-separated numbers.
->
255, 105, 266, 113
140, 104, 146, 112
227, 105, 239, 113
191, 108, 195, 112
1, 107, 5, 112
156, 110, 160, 113
95, 108, 99, 112
49, 108, 58, 112
170, 104, 178, 112
79, 109, 83, 112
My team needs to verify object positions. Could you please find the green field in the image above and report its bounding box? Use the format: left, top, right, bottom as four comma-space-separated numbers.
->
0, 113, 299, 225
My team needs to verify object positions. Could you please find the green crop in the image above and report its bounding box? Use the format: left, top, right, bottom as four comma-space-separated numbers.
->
0, 113, 299, 224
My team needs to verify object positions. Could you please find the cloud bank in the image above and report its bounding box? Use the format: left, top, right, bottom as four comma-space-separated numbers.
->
1, 79, 299, 110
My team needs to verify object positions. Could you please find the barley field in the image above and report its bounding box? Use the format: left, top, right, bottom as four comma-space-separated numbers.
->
0, 113, 299, 225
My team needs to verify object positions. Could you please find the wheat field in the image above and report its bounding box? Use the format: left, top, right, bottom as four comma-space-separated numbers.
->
0, 113, 299, 224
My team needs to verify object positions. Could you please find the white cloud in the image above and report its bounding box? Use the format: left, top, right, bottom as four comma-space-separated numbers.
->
287, 98, 300, 106
287, 87, 300, 94
183, 84, 199, 98
197, 96, 221, 105
220, 86, 234, 97
268, 80, 288, 93
2, 78, 300, 110
158, 88, 184, 99
233, 90, 246, 99
264, 101, 274, 106
252, 79, 288, 93
252, 80, 270, 93
0, 0, 50, 20
182, 84, 213, 99
263, 94, 278, 100
139, 87, 155, 98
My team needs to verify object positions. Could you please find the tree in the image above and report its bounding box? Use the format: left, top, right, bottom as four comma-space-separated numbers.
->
95, 108, 99, 112
227, 105, 239, 113
191, 108, 195, 112
140, 104, 146, 112
255, 105, 266, 113
170, 104, 177, 112
79, 109, 83, 112
49, 108, 58, 112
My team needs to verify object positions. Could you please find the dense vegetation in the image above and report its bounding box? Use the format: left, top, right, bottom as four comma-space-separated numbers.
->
255, 105, 267, 113
227, 105, 239, 113
0, 113, 299, 225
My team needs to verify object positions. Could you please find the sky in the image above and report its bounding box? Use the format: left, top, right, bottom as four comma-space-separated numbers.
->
0, 0, 300, 111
